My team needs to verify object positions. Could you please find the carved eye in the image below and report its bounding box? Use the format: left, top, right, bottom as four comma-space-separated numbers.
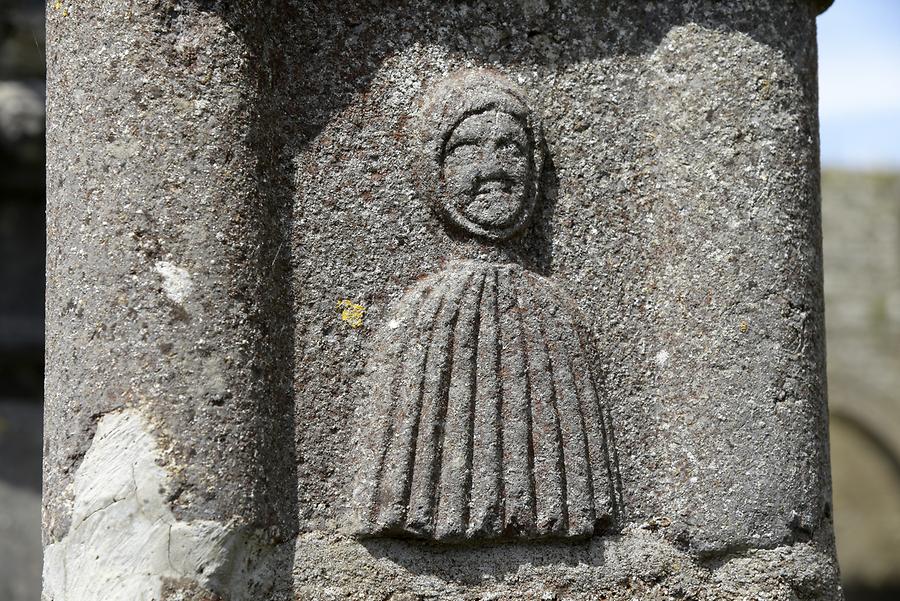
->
446, 138, 478, 156
496, 139, 526, 156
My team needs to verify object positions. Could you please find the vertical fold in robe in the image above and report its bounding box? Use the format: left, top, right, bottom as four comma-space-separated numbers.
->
351, 260, 621, 541
467, 268, 504, 537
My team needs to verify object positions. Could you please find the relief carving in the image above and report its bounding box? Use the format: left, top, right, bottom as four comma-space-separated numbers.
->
351, 70, 620, 541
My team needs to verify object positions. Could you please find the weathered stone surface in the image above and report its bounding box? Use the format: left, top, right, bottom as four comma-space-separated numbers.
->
292, 532, 840, 600
285, 0, 832, 558
45, 0, 840, 599
44, 409, 286, 600
45, 1, 297, 598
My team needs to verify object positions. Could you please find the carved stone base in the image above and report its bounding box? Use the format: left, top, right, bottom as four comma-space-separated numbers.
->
293, 531, 842, 601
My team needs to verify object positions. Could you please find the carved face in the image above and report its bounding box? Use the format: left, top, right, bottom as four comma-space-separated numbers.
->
441, 110, 534, 237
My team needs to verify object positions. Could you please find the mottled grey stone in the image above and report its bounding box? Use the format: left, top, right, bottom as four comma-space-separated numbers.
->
45, 1, 297, 597
45, 0, 840, 599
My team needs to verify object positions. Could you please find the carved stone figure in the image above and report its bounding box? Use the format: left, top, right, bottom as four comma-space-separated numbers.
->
46, 3, 843, 597
351, 70, 620, 542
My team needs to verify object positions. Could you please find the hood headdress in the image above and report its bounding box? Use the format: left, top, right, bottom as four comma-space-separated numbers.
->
416, 69, 546, 241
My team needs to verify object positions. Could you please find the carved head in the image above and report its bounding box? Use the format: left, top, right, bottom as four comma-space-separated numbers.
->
419, 70, 545, 242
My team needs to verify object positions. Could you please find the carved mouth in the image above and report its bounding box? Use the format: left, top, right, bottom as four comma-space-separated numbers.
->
474, 179, 512, 198
464, 177, 523, 228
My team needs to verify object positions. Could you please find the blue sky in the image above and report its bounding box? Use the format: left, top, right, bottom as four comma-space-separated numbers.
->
818, 0, 900, 168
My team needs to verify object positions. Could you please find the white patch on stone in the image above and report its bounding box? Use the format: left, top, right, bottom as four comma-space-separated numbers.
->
655, 349, 669, 367
154, 261, 193, 304
42, 409, 264, 601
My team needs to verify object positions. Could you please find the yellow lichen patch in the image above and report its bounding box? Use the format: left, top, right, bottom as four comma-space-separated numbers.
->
739, 320, 749, 333
337, 300, 366, 329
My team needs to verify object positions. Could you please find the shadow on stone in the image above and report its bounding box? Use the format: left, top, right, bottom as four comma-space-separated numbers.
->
360, 536, 614, 585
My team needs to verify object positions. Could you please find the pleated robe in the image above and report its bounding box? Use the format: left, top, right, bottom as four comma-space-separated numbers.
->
350, 260, 619, 541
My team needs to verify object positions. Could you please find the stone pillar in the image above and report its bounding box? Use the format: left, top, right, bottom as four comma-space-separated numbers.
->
44, 2, 296, 599
44, 1, 841, 600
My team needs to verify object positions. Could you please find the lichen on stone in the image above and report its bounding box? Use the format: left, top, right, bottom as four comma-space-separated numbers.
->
337, 300, 366, 329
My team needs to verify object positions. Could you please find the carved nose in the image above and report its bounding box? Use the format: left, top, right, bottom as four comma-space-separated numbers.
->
476, 147, 506, 180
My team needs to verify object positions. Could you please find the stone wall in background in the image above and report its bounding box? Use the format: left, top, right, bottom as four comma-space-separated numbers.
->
823, 170, 900, 599
0, 1, 44, 601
